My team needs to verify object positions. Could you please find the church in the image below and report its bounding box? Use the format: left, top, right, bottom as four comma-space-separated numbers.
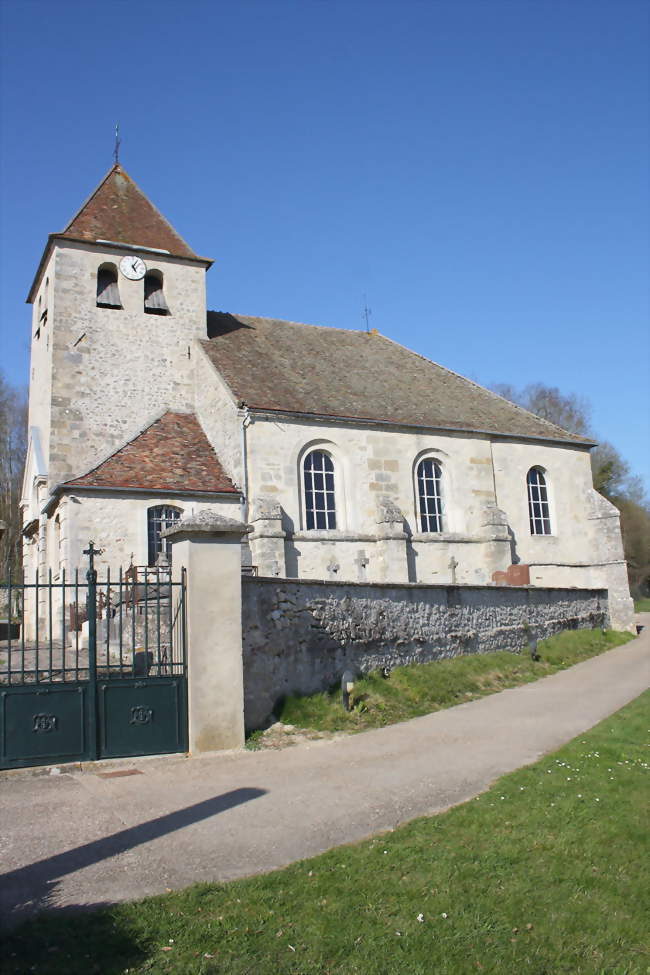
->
20, 165, 634, 632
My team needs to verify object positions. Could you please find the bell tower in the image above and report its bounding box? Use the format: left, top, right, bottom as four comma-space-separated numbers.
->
25, 165, 213, 494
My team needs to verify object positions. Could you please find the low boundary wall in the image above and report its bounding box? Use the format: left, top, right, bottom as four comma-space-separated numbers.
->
242, 577, 608, 729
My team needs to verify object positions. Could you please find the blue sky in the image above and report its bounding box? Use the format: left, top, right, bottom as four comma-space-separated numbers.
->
1, 0, 648, 490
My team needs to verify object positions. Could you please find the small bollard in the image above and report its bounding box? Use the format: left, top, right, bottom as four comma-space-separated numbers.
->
341, 670, 355, 712
528, 635, 540, 662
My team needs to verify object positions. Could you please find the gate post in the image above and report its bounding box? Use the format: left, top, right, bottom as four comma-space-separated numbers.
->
164, 512, 251, 753
84, 540, 100, 760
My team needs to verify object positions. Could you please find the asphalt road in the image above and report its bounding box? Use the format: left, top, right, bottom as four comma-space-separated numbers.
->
1, 618, 648, 930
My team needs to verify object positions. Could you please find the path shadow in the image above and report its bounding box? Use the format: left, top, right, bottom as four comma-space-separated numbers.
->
1, 786, 266, 930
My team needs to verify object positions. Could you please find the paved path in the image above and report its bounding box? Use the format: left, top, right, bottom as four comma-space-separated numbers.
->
1, 620, 648, 929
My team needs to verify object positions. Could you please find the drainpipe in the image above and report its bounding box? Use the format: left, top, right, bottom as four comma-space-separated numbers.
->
240, 406, 251, 523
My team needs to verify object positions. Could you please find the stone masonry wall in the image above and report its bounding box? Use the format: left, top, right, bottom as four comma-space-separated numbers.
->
242, 577, 608, 729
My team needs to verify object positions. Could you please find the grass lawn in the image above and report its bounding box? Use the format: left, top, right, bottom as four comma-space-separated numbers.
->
634, 597, 650, 612
4, 688, 649, 974
275, 628, 634, 734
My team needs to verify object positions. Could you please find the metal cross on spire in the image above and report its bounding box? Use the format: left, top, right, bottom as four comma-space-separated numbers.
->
113, 123, 121, 165
362, 294, 372, 333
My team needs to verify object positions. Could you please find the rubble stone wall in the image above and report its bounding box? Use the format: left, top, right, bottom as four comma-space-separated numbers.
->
242, 577, 608, 729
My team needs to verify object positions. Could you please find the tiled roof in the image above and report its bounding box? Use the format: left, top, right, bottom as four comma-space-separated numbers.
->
63, 412, 239, 494
61, 165, 198, 259
202, 313, 593, 445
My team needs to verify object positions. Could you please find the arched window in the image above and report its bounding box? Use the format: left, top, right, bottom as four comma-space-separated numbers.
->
96, 264, 121, 308
303, 450, 336, 530
527, 467, 551, 535
147, 506, 181, 565
416, 457, 444, 533
144, 271, 169, 315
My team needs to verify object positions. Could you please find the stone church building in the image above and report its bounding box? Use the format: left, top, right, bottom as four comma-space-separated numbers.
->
21, 165, 634, 632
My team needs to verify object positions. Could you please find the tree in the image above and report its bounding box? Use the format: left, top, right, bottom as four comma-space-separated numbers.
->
0, 375, 28, 579
492, 382, 593, 440
491, 381, 650, 597
616, 497, 650, 597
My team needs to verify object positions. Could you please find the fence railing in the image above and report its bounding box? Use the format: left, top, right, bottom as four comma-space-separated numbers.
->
1, 559, 187, 686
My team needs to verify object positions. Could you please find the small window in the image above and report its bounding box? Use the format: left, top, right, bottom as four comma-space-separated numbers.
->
303, 450, 336, 530
41, 279, 49, 323
527, 467, 551, 535
147, 506, 181, 565
96, 264, 121, 308
144, 271, 169, 315
417, 458, 444, 532
54, 514, 61, 568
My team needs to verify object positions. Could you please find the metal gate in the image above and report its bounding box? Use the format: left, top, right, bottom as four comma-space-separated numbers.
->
0, 543, 187, 770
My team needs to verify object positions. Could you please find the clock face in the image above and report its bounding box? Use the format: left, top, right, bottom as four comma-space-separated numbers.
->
120, 255, 147, 280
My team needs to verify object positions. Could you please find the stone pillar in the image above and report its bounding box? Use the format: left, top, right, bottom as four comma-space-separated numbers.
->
164, 511, 251, 753
248, 498, 286, 577
479, 502, 512, 580
602, 561, 636, 633
375, 498, 409, 583
588, 492, 635, 632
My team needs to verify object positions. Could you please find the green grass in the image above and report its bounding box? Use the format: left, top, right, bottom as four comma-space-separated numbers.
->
4, 690, 648, 974
277, 628, 634, 734
634, 597, 650, 612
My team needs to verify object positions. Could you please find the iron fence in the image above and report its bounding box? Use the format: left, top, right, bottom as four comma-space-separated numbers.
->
1, 562, 186, 686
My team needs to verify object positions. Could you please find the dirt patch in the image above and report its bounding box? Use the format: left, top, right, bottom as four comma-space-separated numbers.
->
249, 721, 351, 751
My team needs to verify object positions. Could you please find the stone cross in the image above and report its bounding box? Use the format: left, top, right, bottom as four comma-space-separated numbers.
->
355, 550, 370, 581
448, 556, 458, 584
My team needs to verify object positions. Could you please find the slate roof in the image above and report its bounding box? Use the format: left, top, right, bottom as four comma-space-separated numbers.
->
202, 313, 592, 445
61, 165, 199, 259
62, 412, 239, 494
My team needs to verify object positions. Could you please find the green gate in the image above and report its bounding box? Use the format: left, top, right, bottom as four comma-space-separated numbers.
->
0, 543, 188, 770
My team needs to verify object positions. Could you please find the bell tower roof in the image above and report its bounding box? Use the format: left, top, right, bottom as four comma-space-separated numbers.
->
61, 164, 198, 258
27, 164, 212, 302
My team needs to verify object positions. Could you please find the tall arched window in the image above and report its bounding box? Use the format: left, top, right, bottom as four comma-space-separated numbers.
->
144, 271, 169, 315
147, 506, 181, 565
96, 264, 121, 308
527, 467, 551, 535
416, 458, 444, 533
303, 450, 336, 529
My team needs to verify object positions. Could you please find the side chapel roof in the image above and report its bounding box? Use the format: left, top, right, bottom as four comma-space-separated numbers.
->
202, 313, 594, 446
62, 412, 239, 494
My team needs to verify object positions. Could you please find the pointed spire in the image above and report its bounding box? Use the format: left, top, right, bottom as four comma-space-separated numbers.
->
61, 165, 198, 258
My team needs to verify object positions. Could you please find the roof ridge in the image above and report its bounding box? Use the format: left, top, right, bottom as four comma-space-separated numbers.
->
376, 332, 595, 445
208, 311, 366, 336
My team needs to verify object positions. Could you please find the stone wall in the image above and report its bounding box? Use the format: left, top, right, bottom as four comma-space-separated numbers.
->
242, 577, 608, 729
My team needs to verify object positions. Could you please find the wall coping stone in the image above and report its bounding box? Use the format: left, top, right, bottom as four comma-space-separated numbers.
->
243, 575, 606, 595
